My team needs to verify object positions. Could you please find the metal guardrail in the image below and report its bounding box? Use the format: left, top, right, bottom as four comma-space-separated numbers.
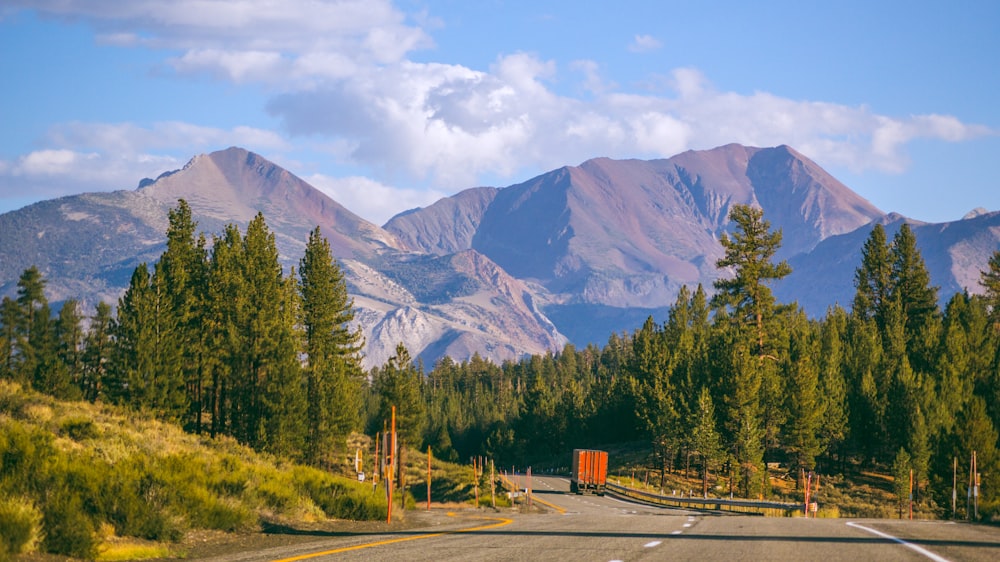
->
606, 481, 803, 517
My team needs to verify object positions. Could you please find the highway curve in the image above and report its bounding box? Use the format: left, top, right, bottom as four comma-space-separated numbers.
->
198, 475, 1000, 562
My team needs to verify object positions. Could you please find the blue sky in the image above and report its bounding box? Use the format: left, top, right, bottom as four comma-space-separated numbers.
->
1, 0, 997, 225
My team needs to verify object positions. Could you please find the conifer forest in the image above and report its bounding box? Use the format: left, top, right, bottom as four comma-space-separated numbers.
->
3, 200, 1000, 519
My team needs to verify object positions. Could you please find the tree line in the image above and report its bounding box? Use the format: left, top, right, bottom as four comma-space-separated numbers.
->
0, 200, 363, 466
2, 202, 999, 518
370, 206, 1000, 518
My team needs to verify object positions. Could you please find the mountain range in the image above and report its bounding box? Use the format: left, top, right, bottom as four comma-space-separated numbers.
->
2, 144, 998, 368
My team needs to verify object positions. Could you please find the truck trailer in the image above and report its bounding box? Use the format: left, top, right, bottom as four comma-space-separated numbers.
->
570, 449, 608, 495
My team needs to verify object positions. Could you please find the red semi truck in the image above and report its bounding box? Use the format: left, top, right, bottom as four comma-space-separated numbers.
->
570, 449, 608, 495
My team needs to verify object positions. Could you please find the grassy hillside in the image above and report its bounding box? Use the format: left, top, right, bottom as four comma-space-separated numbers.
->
0, 381, 393, 560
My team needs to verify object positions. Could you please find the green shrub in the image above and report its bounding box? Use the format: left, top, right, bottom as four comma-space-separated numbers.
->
0, 420, 54, 495
42, 486, 97, 559
255, 475, 298, 511
0, 495, 42, 559
98, 457, 184, 542
60, 416, 100, 441
291, 467, 386, 521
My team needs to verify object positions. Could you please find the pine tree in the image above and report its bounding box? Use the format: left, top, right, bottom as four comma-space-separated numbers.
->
712, 204, 792, 358
373, 343, 427, 448
81, 302, 113, 402
13, 266, 48, 386
980, 250, 1000, 331
159, 200, 209, 432
853, 223, 893, 329
108, 264, 158, 407
0, 297, 16, 380
892, 447, 913, 518
630, 316, 679, 465
229, 213, 291, 448
711, 205, 789, 497
784, 313, 824, 474
817, 306, 849, 464
51, 299, 83, 399
299, 226, 363, 465
889, 223, 940, 374
206, 223, 246, 438
843, 314, 885, 463
690, 387, 723, 494
260, 270, 307, 459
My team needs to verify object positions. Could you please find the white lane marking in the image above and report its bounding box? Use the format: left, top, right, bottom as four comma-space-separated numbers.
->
671, 530, 683, 535
846, 522, 952, 562
644, 541, 662, 548
687, 516, 696, 521
683, 523, 692, 528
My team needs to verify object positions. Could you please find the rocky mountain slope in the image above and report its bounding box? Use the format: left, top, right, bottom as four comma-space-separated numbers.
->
2, 144, 998, 365
0, 147, 564, 368
385, 144, 890, 340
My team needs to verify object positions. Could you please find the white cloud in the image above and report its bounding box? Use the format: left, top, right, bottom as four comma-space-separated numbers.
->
0, 121, 293, 210
306, 174, 446, 225
629, 34, 662, 53
12, 0, 431, 86
5, 0, 994, 220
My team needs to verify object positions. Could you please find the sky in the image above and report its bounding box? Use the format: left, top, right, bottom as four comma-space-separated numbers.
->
0, 0, 997, 226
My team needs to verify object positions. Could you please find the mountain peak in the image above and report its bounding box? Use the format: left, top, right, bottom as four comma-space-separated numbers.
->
137, 147, 401, 259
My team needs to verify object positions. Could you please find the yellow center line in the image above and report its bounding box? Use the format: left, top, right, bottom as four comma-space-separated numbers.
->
529, 494, 567, 514
270, 512, 513, 561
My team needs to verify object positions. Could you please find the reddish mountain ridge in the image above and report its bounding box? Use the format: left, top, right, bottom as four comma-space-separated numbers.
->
386, 144, 884, 309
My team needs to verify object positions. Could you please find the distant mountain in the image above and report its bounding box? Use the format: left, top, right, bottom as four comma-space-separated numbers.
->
775, 211, 1000, 315
386, 144, 887, 340
2, 144, 997, 363
0, 147, 565, 368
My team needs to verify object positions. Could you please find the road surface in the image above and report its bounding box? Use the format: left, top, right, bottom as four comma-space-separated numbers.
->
202, 475, 1000, 561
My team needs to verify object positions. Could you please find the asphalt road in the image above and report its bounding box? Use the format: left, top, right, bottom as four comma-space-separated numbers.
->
204, 476, 1000, 562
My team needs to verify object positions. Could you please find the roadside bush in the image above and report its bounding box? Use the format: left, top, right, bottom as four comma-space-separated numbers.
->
60, 415, 100, 441
291, 466, 386, 521
0, 420, 53, 495
42, 486, 97, 559
0, 495, 42, 560
98, 456, 183, 542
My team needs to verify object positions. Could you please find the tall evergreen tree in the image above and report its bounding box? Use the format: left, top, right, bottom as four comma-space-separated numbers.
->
889, 223, 940, 374
260, 268, 307, 458
711, 205, 789, 497
784, 313, 824, 475
852, 223, 893, 330
980, 250, 1000, 331
817, 306, 849, 464
108, 264, 158, 407
228, 213, 293, 448
13, 266, 49, 386
712, 204, 792, 358
372, 343, 427, 448
81, 302, 113, 402
206, 223, 246, 438
0, 297, 16, 380
690, 386, 724, 493
50, 299, 83, 399
299, 226, 363, 465
630, 316, 678, 465
159, 200, 209, 432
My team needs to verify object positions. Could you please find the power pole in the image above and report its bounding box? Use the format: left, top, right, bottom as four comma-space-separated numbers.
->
952, 457, 957, 520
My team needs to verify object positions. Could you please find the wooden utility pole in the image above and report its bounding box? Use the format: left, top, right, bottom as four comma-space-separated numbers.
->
427, 446, 432, 511
952, 457, 957, 519
387, 406, 396, 524
909, 469, 914, 520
